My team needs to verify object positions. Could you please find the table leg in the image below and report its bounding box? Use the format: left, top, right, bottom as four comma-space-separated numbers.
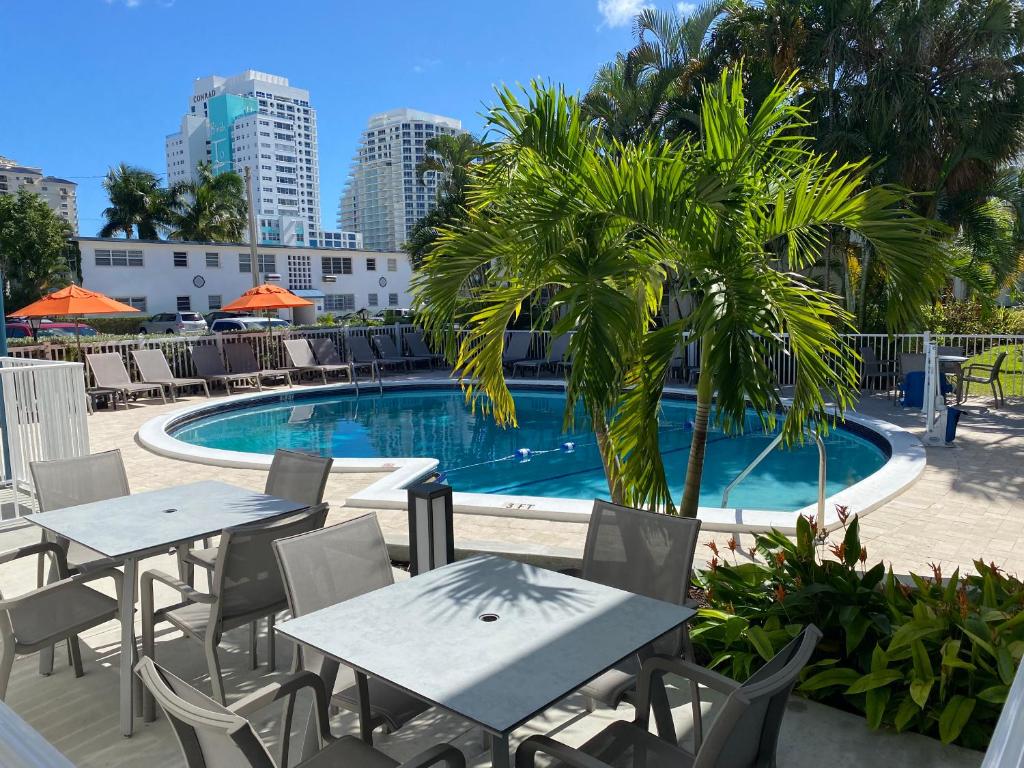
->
355, 671, 373, 745
490, 733, 511, 768
120, 557, 137, 737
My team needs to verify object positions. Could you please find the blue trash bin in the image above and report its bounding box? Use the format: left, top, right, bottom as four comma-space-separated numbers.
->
945, 407, 962, 443
901, 371, 925, 408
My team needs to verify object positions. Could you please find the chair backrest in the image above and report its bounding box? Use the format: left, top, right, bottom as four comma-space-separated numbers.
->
311, 337, 343, 365
583, 500, 700, 656
347, 335, 377, 363
693, 625, 823, 768
224, 343, 260, 374
372, 334, 401, 358
213, 504, 329, 624
86, 353, 132, 388
190, 345, 228, 376
131, 349, 175, 382
899, 353, 925, 374
503, 333, 532, 361
405, 332, 432, 357
989, 350, 1008, 379
547, 334, 571, 362
282, 339, 316, 368
31, 449, 130, 512
134, 657, 276, 768
265, 449, 333, 506
937, 345, 964, 358
858, 346, 877, 366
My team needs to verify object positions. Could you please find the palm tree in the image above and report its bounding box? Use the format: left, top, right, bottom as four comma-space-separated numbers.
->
414, 66, 945, 516
165, 162, 247, 242
99, 163, 167, 239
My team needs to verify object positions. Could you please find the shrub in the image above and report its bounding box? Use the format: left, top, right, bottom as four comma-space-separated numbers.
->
693, 511, 1024, 749
72, 317, 141, 335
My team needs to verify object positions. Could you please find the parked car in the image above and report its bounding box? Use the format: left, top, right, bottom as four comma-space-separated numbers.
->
138, 312, 208, 335
5, 321, 97, 339
205, 310, 247, 324
209, 317, 290, 333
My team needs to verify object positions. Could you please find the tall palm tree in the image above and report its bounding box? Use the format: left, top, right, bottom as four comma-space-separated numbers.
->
414, 66, 945, 515
165, 162, 247, 242
99, 163, 167, 239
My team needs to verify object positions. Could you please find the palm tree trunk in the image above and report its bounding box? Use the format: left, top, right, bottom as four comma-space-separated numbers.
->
591, 408, 624, 504
679, 341, 713, 518
857, 241, 873, 328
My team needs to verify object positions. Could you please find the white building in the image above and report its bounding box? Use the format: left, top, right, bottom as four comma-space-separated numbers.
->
0, 156, 78, 233
165, 70, 357, 249
338, 108, 462, 251
76, 237, 413, 323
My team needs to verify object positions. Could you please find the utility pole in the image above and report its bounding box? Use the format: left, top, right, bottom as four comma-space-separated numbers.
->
244, 165, 259, 288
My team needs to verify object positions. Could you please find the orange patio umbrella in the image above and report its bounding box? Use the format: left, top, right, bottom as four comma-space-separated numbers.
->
10, 284, 140, 355
221, 283, 313, 346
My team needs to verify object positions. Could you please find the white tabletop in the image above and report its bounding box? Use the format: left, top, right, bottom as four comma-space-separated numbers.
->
939, 355, 970, 363
28, 481, 304, 559
0, 699, 74, 768
276, 554, 694, 734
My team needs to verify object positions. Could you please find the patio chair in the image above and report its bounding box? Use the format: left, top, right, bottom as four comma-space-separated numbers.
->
512, 334, 570, 377
225, 342, 294, 388
896, 352, 926, 403
190, 344, 261, 394
0, 540, 121, 699
282, 339, 353, 384
858, 346, 896, 392
349, 334, 408, 374
373, 334, 429, 369
963, 350, 1007, 407
501, 332, 533, 370
310, 336, 376, 384
85, 352, 166, 407
574, 500, 703, 732
516, 625, 822, 768
135, 656, 465, 768
405, 331, 446, 368
141, 503, 329, 709
272, 514, 430, 758
131, 348, 210, 400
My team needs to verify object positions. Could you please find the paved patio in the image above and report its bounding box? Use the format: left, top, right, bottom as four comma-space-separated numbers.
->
0, 378, 1013, 766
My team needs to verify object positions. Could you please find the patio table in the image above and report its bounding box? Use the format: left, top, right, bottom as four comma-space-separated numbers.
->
27, 480, 305, 737
276, 554, 695, 768
939, 354, 970, 403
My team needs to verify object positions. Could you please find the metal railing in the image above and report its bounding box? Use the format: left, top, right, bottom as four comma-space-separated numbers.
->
721, 429, 827, 518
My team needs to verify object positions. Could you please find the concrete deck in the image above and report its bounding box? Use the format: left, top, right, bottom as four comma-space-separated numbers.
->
1, 379, 1010, 766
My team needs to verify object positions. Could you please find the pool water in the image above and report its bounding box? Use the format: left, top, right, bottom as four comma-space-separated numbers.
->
171, 388, 887, 511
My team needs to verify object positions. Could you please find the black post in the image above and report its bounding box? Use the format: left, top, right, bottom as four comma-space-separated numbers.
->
406, 482, 454, 576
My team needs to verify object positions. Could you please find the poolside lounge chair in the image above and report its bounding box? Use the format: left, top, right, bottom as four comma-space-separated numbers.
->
135, 656, 465, 768
516, 625, 822, 768
501, 332, 532, 369
348, 334, 409, 374
273, 513, 430, 760
374, 334, 429, 368
189, 345, 260, 394
141, 503, 329, 708
405, 331, 446, 368
85, 352, 166, 407
512, 333, 570, 377
310, 336, 376, 384
131, 349, 210, 400
282, 339, 353, 384
224, 342, 294, 388
963, 350, 1007, 407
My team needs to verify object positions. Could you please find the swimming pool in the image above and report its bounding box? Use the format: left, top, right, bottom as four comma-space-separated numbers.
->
168, 386, 887, 511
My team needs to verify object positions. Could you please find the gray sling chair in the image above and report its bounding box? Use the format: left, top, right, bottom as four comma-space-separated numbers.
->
0, 541, 122, 699
85, 352, 167, 407
516, 625, 822, 768
135, 656, 466, 768
283, 338, 354, 385
310, 337, 375, 387
373, 334, 430, 369
512, 333, 570, 377
190, 344, 262, 394
141, 503, 330, 712
348, 335, 409, 374
404, 331, 446, 368
501, 332, 533, 370
963, 350, 1008, 407
131, 348, 211, 400
225, 342, 295, 388
272, 514, 430, 764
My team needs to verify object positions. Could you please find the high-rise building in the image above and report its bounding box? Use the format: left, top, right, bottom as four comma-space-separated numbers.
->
338, 108, 462, 252
165, 70, 324, 247
0, 156, 79, 233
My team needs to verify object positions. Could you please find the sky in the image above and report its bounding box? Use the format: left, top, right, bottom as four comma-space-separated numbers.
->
0, 0, 684, 237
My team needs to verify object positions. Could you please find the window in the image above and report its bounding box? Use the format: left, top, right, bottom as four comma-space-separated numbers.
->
387, 257, 398, 272
367, 293, 378, 307
176, 296, 191, 311
239, 253, 251, 273
257, 253, 276, 273
113, 296, 147, 312
208, 294, 222, 310
324, 294, 355, 312
205, 252, 220, 268
321, 256, 352, 275
95, 249, 143, 267
389, 293, 399, 307
366, 258, 376, 272
173, 251, 188, 268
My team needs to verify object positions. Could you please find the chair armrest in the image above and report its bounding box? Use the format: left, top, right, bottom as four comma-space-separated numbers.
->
177, 549, 215, 571
229, 670, 329, 717
0, 541, 70, 576
515, 736, 611, 768
399, 743, 467, 768
141, 569, 216, 604
0, 566, 123, 610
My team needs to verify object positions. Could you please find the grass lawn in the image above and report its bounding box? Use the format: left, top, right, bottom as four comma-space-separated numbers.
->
961, 344, 1024, 399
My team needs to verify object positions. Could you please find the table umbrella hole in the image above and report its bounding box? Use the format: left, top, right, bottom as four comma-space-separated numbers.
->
162, 508, 177, 514
478, 613, 500, 623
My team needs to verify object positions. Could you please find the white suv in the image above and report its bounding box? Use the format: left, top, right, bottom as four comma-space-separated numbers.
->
209, 317, 290, 333
138, 312, 208, 335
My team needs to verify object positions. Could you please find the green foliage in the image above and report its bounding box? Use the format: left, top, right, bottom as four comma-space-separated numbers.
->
922, 300, 1024, 335
694, 513, 1024, 749
84, 317, 143, 335
165, 162, 248, 242
0, 189, 74, 308
99, 163, 167, 240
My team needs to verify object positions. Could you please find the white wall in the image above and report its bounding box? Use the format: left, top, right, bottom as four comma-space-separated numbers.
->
76, 237, 415, 319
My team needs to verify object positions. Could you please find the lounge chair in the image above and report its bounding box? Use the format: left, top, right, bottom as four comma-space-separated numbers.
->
512, 334, 570, 377
141, 503, 329, 708
348, 335, 408, 374
131, 349, 210, 400
224, 342, 294, 388
85, 352, 166, 407
963, 350, 1007, 407
516, 626, 822, 768
404, 331, 446, 368
282, 339, 353, 384
501, 332, 532, 369
189, 345, 260, 394
373, 333, 429, 368
135, 656, 465, 768
311, 337, 378, 384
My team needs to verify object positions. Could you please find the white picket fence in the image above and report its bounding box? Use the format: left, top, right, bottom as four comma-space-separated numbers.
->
0, 357, 89, 519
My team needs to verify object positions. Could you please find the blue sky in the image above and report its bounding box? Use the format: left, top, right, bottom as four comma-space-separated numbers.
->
0, 0, 674, 236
